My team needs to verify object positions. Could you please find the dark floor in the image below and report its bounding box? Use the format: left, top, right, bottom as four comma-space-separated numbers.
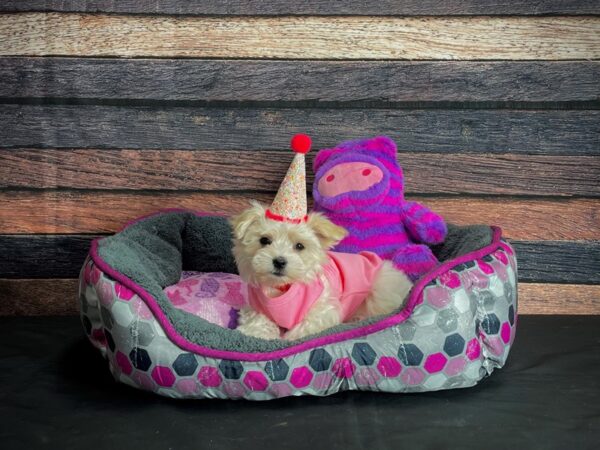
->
0, 315, 598, 450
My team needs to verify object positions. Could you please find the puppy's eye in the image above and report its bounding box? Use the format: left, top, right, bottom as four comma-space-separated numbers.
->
259, 237, 272, 246
295, 243, 305, 251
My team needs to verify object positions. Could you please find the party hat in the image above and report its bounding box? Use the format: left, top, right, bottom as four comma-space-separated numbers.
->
265, 134, 312, 224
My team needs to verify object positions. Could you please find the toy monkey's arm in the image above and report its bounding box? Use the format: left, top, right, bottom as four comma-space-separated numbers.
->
401, 201, 447, 245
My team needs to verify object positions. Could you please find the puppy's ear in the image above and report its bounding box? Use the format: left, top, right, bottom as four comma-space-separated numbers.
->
230, 202, 265, 241
306, 212, 348, 249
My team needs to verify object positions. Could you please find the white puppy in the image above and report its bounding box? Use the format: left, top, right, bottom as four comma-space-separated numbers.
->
230, 202, 412, 340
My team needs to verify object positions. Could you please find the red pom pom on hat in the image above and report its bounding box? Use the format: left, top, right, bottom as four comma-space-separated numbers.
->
290, 134, 311, 154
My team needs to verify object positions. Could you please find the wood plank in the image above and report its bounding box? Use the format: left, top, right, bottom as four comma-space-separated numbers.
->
0, 191, 272, 234
518, 283, 600, 315
1, 191, 598, 241
1, 279, 598, 316
1, 14, 599, 60
1, 105, 599, 155
425, 198, 600, 241
1, 149, 598, 197
3, 1, 600, 16
0, 235, 597, 283
0, 235, 93, 278
513, 241, 600, 284
0, 279, 79, 316
2, 58, 599, 103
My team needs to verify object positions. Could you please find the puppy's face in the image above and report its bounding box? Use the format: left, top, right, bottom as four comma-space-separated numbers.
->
230, 202, 347, 287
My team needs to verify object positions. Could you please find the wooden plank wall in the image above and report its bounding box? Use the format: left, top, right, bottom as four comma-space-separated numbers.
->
0, 2, 598, 316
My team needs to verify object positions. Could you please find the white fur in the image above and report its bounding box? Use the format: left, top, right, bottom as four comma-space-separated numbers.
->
230, 202, 413, 340
236, 306, 281, 339
351, 260, 413, 322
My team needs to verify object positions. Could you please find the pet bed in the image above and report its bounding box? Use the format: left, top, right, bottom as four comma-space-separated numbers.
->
79, 211, 517, 400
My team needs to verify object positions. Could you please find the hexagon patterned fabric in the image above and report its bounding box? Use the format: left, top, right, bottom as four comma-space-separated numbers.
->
79, 235, 517, 400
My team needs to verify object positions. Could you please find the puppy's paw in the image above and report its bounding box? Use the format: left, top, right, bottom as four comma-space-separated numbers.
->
284, 318, 334, 340
284, 325, 307, 341
237, 323, 281, 340
236, 308, 281, 340
363, 261, 413, 317
285, 295, 342, 340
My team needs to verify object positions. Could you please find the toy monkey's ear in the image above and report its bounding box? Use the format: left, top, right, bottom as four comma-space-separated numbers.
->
313, 148, 336, 172
369, 136, 397, 157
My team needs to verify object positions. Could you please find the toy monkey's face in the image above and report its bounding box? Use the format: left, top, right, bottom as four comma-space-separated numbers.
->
313, 152, 392, 213
317, 160, 384, 198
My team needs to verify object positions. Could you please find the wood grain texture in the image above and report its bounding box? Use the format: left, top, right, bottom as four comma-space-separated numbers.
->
2, 105, 599, 155
513, 241, 600, 284
1, 279, 598, 316
0, 279, 79, 316
3, 58, 599, 103
1, 191, 598, 241
0, 235, 93, 278
0, 235, 597, 283
518, 283, 600, 315
3, 1, 600, 16
2, 14, 600, 60
428, 198, 600, 241
0, 191, 272, 234
2, 149, 598, 197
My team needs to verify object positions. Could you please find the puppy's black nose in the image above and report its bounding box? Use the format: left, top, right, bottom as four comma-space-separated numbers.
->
273, 257, 287, 270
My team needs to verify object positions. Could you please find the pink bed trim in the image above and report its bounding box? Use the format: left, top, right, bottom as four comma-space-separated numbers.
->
90, 211, 504, 362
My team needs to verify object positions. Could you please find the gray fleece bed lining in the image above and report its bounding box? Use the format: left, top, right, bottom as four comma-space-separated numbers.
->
96, 212, 493, 353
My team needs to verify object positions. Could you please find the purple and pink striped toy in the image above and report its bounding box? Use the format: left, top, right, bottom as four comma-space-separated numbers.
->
313, 136, 447, 280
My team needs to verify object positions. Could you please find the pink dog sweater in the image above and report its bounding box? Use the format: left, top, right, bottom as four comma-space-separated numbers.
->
247, 251, 383, 330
